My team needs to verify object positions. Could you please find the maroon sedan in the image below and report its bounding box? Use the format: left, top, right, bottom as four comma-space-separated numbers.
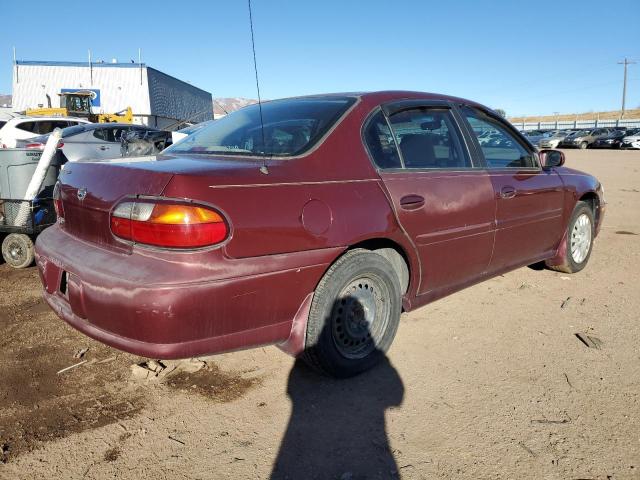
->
35, 91, 605, 377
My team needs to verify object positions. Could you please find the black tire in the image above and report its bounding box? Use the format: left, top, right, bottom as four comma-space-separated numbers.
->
301, 249, 402, 378
580, 141, 588, 149
1, 233, 35, 269
546, 201, 594, 273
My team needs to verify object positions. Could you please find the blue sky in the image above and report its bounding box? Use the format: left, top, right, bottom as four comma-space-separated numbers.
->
2, 0, 639, 117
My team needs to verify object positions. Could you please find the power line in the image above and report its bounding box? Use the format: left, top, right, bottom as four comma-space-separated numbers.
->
617, 58, 636, 117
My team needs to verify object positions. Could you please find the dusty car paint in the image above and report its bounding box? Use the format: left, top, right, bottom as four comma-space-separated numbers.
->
35, 91, 605, 359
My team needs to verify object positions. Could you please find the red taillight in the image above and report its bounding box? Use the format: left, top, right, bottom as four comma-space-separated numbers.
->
110, 200, 228, 248
53, 182, 64, 220
25, 141, 62, 150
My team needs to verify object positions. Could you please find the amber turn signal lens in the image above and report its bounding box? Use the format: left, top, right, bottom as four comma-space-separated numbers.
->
110, 200, 228, 248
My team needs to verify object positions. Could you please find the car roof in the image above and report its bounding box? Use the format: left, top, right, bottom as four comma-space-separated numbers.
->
264, 91, 485, 109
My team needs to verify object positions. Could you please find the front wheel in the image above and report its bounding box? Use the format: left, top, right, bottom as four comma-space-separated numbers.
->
547, 201, 594, 273
302, 249, 402, 378
580, 141, 588, 149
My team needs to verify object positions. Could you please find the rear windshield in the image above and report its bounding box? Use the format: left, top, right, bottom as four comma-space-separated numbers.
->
165, 97, 356, 157
61, 125, 88, 137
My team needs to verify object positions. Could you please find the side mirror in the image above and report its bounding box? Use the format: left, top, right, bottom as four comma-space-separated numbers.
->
539, 149, 565, 168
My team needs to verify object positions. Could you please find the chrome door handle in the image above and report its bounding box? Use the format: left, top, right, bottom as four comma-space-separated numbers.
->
99, 146, 109, 150
500, 186, 516, 199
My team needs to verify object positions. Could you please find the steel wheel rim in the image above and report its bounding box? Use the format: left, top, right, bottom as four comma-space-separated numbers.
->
8, 241, 25, 263
331, 275, 390, 359
570, 213, 592, 264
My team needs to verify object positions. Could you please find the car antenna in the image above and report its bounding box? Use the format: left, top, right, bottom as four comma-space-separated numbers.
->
248, 0, 269, 175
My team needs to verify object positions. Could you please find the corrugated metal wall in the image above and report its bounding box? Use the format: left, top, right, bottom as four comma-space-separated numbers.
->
147, 67, 213, 129
12, 63, 151, 123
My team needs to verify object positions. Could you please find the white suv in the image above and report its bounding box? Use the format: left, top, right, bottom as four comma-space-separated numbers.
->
0, 116, 91, 148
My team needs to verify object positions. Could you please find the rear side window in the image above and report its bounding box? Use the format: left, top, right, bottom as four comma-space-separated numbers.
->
165, 97, 356, 157
0, 121, 6, 130
363, 111, 401, 169
364, 108, 470, 169
461, 107, 537, 169
16, 121, 37, 133
389, 108, 470, 169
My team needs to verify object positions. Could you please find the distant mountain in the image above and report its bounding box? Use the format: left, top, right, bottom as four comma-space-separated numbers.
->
213, 97, 257, 116
0, 94, 11, 107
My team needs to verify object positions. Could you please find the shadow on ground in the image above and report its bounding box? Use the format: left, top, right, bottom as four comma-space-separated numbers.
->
271, 357, 404, 479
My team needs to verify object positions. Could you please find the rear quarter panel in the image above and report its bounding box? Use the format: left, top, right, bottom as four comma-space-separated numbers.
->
161, 97, 419, 293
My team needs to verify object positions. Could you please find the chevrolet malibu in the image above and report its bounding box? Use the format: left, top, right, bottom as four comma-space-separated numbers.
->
35, 91, 605, 377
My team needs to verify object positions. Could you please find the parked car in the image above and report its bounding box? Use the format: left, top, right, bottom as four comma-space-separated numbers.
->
592, 129, 636, 149
35, 91, 605, 378
120, 128, 173, 157
0, 116, 90, 148
621, 129, 640, 149
539, 130, 572, 149
558, 128, 612, 149
17, 123, 171, 161
522, 129, 553, 147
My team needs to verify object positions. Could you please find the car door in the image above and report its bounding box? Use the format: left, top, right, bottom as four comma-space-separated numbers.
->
458, 106, 565, 272
365, 101, 496, 297
90, 127, 126, 159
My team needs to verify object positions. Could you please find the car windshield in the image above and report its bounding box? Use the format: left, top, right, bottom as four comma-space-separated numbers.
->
165, 97, 356, 157
572, 130, 590, 137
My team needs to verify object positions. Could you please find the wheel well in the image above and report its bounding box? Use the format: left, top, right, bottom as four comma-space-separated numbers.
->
348, 238, 410, 294
579, 192, 599, 225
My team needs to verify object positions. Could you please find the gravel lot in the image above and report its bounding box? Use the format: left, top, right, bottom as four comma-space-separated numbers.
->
1, 149, 639, 480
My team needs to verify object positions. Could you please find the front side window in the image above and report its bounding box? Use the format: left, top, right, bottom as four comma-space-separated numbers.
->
461, 107, 537, 169
93, 128, 126, 142
165, 97, 356, 157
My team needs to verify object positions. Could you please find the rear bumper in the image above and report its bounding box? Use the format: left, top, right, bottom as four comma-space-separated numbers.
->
36, 225, 341, 359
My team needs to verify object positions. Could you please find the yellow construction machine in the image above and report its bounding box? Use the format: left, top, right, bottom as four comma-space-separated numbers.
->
25, 91, 133, 123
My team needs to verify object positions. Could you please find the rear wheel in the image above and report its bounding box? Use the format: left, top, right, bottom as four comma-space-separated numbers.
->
302, 249, 402, 378
547, 201, 594, 273
1, 233, 35, 269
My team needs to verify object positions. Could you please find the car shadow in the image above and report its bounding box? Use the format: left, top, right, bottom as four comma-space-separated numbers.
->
270, 303, 405, 479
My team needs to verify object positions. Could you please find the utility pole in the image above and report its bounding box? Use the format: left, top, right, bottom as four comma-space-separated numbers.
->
618, 58, 636, 118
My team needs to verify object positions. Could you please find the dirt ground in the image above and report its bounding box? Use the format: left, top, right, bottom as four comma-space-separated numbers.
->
1, 149, 639, 480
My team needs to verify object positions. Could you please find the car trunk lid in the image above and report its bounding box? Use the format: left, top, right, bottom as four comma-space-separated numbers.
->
58, 157, 174, 253
57, 154, 276, 253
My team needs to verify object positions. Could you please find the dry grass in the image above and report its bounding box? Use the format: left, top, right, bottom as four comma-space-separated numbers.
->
509, 108, 640, 123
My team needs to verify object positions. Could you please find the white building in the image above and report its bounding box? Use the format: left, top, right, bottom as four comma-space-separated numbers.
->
12, 60, 213, 129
